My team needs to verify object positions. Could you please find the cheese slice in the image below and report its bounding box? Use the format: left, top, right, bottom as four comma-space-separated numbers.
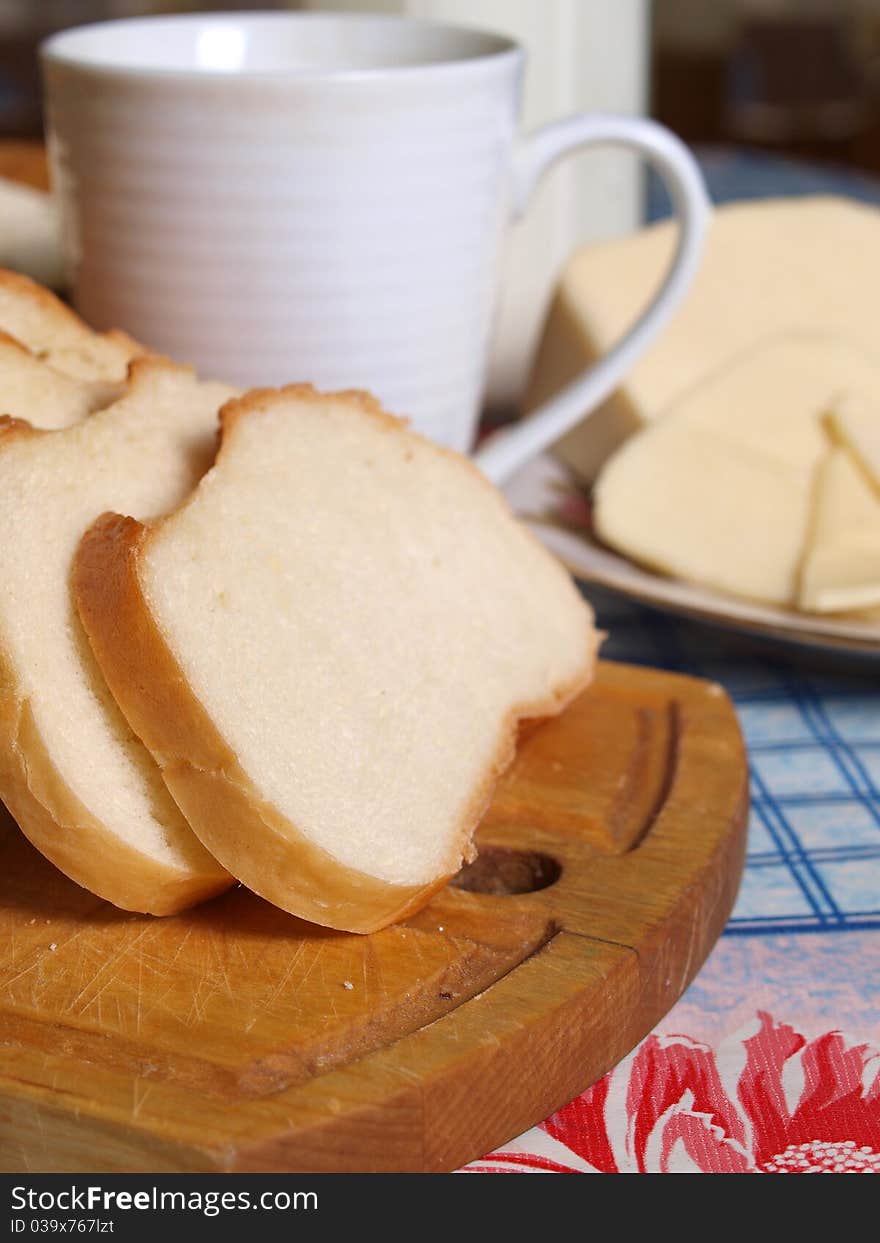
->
826, 393, 880, 495
527, 196, 880, 479
594, 336, 880, 607
596, 421, 811, 605
799, 447, 880, 614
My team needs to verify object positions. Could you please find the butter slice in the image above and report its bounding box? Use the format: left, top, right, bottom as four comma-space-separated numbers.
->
799, 447, 880, 614
826, 393, 880, 495
527, 196, 880, 479
594, 337, 880, 608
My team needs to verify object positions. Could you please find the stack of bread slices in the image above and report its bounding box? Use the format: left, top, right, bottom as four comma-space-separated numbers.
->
0, 271, 599, 933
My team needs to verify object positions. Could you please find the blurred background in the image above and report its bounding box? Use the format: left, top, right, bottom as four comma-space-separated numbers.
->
4, 0, 880, 404
5, 0, 880, 167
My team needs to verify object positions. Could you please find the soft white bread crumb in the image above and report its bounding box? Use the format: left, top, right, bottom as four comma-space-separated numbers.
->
0, 329, 120, 427
0, 358, 235, 914
75, 385, 599, 932
0, 268, 143, 383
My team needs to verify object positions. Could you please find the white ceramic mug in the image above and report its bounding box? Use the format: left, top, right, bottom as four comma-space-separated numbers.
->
42, 12, 709, 484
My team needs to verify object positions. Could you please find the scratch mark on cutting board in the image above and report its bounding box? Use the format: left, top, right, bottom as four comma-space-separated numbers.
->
135, 955, 143, 1036
131, 1078, 154, 1120
62, 925, 153, 1016
168, 926, 193, 965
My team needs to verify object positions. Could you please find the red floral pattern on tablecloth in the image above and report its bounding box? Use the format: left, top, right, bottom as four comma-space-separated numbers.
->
467, 1013, 880, 1173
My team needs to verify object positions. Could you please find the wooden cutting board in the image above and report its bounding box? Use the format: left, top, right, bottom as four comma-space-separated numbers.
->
0, 660, 748, 1173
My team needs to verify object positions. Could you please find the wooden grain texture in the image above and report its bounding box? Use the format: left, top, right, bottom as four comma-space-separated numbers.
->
0, 661, 748, 1172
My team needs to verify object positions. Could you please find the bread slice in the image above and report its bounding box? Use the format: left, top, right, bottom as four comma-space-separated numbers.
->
0, 268, 143, 383
75, 386, 599, 933
0, 329, 121, 427
0, 358, 236, 914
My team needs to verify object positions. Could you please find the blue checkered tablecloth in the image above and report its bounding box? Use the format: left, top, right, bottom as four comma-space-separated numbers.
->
471, 583, 880, 1173
591, 584, 880, 938
643, 147, 880, 939
469, 149, 880, 1175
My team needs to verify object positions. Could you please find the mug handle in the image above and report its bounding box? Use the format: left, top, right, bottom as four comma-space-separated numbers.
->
472, 115, 711, 485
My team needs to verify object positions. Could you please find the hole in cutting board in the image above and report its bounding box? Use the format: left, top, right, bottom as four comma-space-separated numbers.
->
450, 847, 561, 895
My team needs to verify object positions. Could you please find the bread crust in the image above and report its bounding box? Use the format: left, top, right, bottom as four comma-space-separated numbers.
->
0, 269, 93, 335
74, 514, 449, 932
0, 690, 230, 915
0, 327, 34, 356
0, 473, 230, 912
0, 386, 233, 916
74, 388, 598, 933
0, 268, 146, 380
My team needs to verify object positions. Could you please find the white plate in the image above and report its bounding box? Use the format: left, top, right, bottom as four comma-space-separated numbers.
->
503, 453, 880, 659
